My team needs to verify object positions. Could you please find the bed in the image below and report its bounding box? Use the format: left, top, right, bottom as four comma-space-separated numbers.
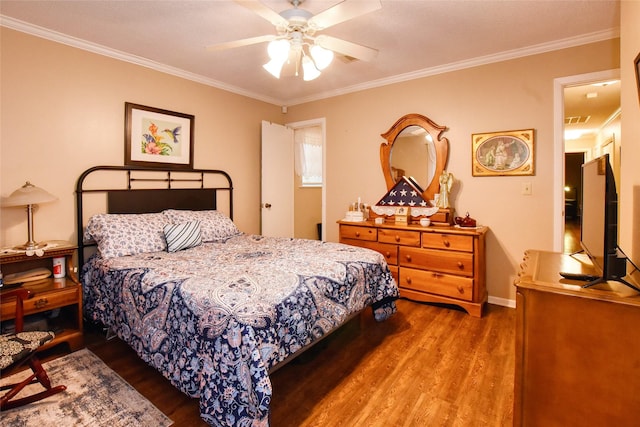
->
76, 166, 399, 426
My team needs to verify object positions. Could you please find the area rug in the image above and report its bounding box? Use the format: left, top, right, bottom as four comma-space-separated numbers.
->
0, 348, 173, 426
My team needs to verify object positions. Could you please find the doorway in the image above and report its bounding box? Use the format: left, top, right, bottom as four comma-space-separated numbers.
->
261, 118, 326, 240
554, 69, 621, 252
564, 152, 584, 253
288, 118, 325, 240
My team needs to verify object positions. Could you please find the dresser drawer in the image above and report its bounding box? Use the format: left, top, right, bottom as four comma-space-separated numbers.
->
399, 267, 474, 301
422, 232, 474, 252
1, 286, 79, 319
400, 247, 474, 277
340, 224, 377, 241
388, 265, 399, 283
340, 238, 398, 265
378, 228, 421, 247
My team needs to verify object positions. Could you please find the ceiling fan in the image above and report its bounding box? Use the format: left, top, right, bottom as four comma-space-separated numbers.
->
207, 0, 381, 80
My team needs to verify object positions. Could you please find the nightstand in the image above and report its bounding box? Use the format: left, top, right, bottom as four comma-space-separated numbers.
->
1, 241, 83, 351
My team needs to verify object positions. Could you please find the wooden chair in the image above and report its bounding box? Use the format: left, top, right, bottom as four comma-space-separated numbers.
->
0, 288, 66, 411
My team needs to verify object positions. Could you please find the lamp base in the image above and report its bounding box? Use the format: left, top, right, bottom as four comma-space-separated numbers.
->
13, 241, 48, 251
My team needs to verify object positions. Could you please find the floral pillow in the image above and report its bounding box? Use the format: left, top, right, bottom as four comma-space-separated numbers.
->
162, 209, 241, 242
84, 213, 168, 258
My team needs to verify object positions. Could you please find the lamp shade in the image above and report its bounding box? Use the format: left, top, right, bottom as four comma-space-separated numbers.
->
267, 39, 290, 62
302, 56, 321, 81
310, 44, 334, 70
263, 59, 286, 78
2, 182, 58, 207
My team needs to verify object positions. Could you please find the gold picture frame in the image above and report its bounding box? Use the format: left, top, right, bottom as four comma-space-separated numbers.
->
472, 129, 535, 176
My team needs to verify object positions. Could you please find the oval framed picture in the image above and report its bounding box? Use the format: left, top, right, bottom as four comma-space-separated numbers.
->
471, 129, 535, 176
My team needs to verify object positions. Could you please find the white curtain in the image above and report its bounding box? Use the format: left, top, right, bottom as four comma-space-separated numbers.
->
294, 125, 323, 185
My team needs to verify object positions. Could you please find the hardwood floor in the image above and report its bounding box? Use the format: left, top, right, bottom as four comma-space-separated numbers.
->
563, 218, 581, 254
56, 299, 515, 426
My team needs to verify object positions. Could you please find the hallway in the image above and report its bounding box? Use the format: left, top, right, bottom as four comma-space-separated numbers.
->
564, 218, 581, 254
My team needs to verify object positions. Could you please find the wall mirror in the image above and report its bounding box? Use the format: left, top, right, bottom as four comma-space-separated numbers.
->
380, 113, 449, 202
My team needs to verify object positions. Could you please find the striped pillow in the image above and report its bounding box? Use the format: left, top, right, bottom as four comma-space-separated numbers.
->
164, 221, 202, 253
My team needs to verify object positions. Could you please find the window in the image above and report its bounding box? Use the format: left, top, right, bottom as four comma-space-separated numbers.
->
294, 125, 323, 186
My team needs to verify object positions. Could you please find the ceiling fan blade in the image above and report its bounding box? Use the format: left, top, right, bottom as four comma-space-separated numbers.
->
206, 35, 276, 51
309, 0, 381, 30
315, 34, 378, 62
234, 0, 288, 27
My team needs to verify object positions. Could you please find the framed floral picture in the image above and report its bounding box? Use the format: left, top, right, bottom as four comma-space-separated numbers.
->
125, 103, 194, 169
471, 129, 535, 176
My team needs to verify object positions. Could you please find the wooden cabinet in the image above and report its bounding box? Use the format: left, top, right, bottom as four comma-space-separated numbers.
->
1, 241, 83, 351
514, 250, 640, 427
338, 220, 487, 317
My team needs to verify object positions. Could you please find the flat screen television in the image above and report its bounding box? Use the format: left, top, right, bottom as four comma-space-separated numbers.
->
579, 154, 636, 290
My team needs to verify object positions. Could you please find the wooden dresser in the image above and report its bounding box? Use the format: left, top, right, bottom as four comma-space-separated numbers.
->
338, 220, 488, 317
514, 250, 640, 426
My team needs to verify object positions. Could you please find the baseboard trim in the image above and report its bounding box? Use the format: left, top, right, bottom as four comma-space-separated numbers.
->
488, 295, 516, 309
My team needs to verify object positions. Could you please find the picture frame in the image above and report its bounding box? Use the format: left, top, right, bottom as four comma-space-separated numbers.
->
635, 52, 640, 105
394, 206, 409, 224
471, 129, 535, 176
125, 102, 194, 169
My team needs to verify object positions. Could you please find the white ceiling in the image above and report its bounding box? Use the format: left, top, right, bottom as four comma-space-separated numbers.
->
0, 0, 620, 109
564, 79, 620, 139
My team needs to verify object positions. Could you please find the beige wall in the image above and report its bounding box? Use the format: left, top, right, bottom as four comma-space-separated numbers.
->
2, 24, 632, 304
620, 1, 640, 283
285, 39, 621, 303
1, 28, 281, 246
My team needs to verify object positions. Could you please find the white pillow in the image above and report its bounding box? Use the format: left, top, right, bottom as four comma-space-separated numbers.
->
85, 213, 168, 258
162, 209, 241, 242
164, 221, 202, 252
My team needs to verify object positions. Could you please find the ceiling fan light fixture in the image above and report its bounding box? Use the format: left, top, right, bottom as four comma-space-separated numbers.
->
263, 58, 286, 78
302, 56, 321, 81
267, 39, 290, 62
310, 44, 334, 70
209, 0, 380, 82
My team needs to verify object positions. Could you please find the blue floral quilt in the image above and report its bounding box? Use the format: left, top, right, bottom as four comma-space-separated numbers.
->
82, 234, 398, 426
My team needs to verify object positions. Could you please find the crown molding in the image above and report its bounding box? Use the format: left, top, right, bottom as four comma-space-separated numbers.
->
2, 15, 618, 107
0, 15, 284, 106
286, 28, 620, 106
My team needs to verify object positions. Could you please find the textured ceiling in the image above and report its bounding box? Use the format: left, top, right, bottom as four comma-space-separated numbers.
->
0, 0, 621, 139
0, 0, 620, 108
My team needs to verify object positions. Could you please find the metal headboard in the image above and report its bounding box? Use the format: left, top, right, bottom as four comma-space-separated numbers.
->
76, 165, 233, 267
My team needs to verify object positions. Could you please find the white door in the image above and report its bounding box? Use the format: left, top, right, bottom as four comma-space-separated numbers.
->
261, 120, 294, 237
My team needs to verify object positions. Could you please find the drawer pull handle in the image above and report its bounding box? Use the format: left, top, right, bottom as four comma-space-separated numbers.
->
405, 255, 412, 262
443, 239, 450, 247
385, 252, 391, 259
395, 235, 401, 242
35, 298, 49, 308
355, 232, 360, 237
457, 261, 464, 269
406, 277, 412, 284
457, 286, 465, 294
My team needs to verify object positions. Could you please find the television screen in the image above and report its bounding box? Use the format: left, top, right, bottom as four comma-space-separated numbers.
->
578, 154, 639, 291
580, 155, 609, 274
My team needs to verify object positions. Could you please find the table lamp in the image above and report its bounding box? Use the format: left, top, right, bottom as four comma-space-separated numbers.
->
2, 181, 58, 250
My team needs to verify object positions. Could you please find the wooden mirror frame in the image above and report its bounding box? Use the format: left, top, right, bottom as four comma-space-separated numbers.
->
380, 113, 449, 201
